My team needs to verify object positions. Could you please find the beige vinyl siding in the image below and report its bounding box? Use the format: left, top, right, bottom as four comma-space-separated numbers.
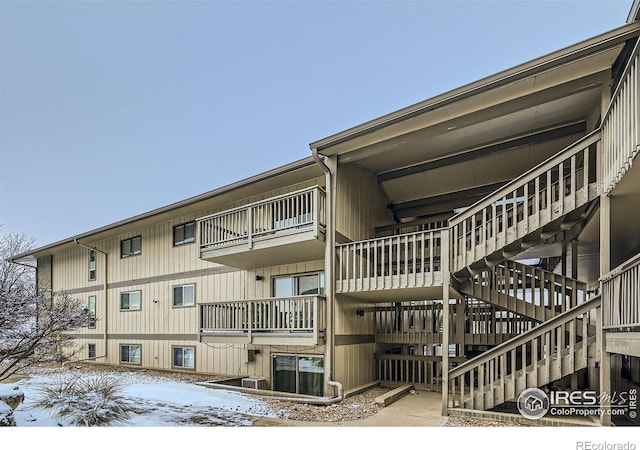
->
335, 344, 376, 392
334, 295, 377, 391
68, 337, 325, 384
50, 178, 327, 379
335, 163, 392, 242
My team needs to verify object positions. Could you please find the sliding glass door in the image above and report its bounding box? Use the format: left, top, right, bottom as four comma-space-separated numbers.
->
273, 354, 324, 396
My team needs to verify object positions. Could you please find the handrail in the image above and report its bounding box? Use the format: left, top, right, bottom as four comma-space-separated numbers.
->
200, 295, 325, 336
600, 252, 640, 282
375, 354, 467, 363
449, 130, 601, 227
200, 294, 324, 306
335, 227, 445, 247
602, 38, 640, 195
448, 296, 600, 379
197, 186, 325, 221
602, 37, 640, 123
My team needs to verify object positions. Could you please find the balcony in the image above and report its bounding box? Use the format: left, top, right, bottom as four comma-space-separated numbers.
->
336, 229, 444, 300
199, 295, 325, 345
198, 187, 326, 269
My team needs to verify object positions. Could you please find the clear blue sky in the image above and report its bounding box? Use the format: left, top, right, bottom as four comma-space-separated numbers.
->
0, 0, 633, 247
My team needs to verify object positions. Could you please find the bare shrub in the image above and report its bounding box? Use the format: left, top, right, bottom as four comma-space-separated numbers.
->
30, 374, 134, 426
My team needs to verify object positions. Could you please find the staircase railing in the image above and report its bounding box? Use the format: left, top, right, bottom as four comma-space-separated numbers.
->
449, 131, 600, 275
602, 252, 640, 329
459, 260, 587, 321
448, 297, 600, 411
602, 38, 640, 195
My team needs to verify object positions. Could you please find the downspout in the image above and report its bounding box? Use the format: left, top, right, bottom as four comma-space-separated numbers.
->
311, 147, 344, 401
74, 239, 108, 360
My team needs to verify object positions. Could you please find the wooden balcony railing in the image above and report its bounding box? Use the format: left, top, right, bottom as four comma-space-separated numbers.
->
336, 229, 442, 294
602, 38, 640, 195
449, 131, 600, 275
376, 354, 466, 391
198, 186, 326, 250
602, 253, 640, 329
200, 295, 325, 343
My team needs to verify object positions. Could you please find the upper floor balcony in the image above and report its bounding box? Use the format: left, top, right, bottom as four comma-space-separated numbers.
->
336, 229, 445, 301
199, 295, 325, 346
197, 187, 326, 269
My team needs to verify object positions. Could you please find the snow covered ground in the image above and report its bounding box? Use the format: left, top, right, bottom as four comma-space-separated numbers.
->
8, 368, 278, 427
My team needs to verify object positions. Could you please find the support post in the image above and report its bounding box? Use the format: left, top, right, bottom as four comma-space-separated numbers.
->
441, 230, 450, 416
571, 238, 579, 280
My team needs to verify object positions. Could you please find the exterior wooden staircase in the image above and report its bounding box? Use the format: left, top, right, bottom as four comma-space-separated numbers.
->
448, 297, 600, 411
444, 40, 639, 415
456, 260, 587, 322
449, 130, 600, 280
446, 130, 602, 413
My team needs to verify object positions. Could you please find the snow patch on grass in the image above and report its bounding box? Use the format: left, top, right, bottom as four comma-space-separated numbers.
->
11, 367, 277, 427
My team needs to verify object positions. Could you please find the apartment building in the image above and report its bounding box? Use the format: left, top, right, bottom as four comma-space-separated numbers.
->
10, 3, 640, 424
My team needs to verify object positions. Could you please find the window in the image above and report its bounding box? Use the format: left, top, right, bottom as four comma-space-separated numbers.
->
120, 291, 141, 311
173, 222, 195, 246
88, 344, 96, 359
173, 346, 195, 369
88, 295, 96, 328
120, 344, 141, 364
88, 250, 96, 281
121, 236, 142, 258
273, 272, 325, 297
173, 284, 195, 307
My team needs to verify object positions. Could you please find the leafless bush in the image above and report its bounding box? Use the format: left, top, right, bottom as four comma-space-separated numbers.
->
0, 228, 90, 381
30, 374, 134, 426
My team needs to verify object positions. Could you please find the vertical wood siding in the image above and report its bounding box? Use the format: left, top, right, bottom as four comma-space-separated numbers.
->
52, 180, 326, 379
335, 163, 392, 242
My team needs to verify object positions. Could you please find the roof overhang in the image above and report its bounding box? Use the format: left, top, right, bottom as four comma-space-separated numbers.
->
9, 157, 322, 263
310, 22, 640, 160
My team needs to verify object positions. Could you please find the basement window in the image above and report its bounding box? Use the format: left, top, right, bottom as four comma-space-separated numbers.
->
120, 344, 141, 365
173, 346, 195, 369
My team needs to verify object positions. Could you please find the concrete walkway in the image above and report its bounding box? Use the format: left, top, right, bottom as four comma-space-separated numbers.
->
253, 390, 447, 427
343, 390, 446, 427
